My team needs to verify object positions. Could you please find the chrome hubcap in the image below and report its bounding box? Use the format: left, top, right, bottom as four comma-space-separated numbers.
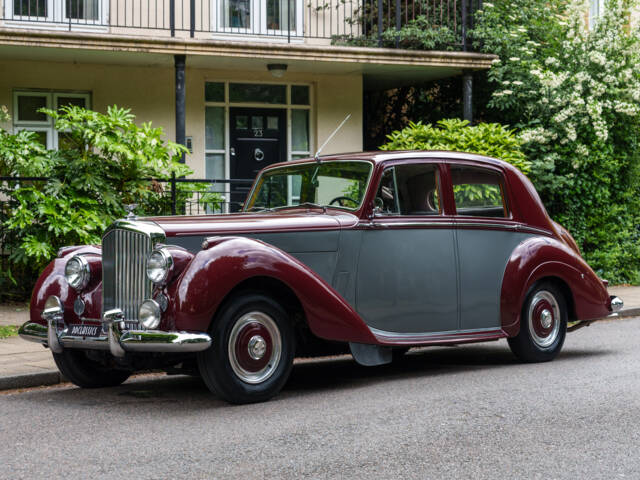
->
248, 335, 267, 360
528, 291, 561, 348
228, 311, 282, 385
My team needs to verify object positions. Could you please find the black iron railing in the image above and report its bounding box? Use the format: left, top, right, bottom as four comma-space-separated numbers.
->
2, 0, 482, 48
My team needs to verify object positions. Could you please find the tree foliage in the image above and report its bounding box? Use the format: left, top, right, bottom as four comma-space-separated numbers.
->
0, 106, 220, 299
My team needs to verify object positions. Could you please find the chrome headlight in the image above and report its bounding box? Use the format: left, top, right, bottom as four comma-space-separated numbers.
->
146, 248, 173, 285
65, 255, 90, 291
139, 299, 161, 330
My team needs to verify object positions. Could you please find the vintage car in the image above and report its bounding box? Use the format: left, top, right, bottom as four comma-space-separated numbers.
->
19, 151, 623, 404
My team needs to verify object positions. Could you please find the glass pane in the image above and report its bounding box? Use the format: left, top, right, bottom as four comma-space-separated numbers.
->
247, 161, 372, 211
206, 153, 225, 185
235, 115, 248, 130
291, 86, 310, 105
205, 82, 224, 102
251, 116, 264, 130
30, 130, 48, 147
291, 110, 309, 152
451, 167, 507, 218
13, 0, 47, 17
374, 168, 399, 215
66, 0, 99, 20
229, 83, 286, 104
224, 0, 251, 28
17, 95, 48, 122
267, 0, 295, 30
267, 116, 278, 130
56, 96, 87, 110
205, 107, 225, 150
393, 164, 441, 215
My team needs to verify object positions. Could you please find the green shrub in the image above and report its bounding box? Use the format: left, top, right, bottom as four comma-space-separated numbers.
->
380, 118, 531, 174
0, 106, 222, 300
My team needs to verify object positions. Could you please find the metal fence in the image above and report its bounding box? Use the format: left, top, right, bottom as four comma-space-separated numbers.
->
2, 0, 482, 48
0, 175, 253, 266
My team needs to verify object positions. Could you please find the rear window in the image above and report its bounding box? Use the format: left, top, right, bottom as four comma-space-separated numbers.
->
451, 166, 508, 218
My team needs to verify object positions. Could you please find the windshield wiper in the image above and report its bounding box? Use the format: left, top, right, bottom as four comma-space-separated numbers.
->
246, 206, 275, 212
275, 202, 327, 213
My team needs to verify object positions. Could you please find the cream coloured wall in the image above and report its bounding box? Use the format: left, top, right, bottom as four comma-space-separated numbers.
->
0, 58, 363, 180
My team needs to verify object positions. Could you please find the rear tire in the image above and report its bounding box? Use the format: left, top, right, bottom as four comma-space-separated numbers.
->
52, 350, 131, 388
197, 293, 295, 404
508, 282, 567, 363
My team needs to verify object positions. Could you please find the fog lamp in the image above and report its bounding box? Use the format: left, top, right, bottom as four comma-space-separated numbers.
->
139, 299, 161, 330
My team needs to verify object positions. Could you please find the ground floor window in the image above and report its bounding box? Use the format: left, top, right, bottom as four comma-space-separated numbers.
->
204, 81, 312, 210
12, 90, 90, 149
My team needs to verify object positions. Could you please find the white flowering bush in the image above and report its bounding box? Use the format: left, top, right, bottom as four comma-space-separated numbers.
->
475, 0, 640, 283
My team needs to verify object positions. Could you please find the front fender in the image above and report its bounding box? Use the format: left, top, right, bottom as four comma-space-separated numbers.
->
501, 236, 610, 336
29, 246, 102, 326
166, 236, 377, 344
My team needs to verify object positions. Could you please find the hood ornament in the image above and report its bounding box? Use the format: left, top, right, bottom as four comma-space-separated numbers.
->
125, 204, 138, 220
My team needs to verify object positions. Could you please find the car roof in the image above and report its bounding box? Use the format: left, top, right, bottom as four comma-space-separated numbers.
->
268, 151, 514, 171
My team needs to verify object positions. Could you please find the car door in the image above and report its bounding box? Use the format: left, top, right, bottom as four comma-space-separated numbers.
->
355, 162, 459, 335
450, 164, 533, 331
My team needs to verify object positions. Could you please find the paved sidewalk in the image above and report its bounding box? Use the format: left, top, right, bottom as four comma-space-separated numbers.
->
1, 287, 639, 391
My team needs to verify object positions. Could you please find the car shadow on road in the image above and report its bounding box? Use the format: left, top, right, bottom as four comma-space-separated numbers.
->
9, 343, 614, 409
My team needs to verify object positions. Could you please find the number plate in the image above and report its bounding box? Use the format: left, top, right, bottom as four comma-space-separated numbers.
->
69, 324, 102, 337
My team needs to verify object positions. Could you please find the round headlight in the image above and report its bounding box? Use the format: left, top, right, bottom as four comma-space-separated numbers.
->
65, 255, 90, 291
146, 249, 173, 285
139, 299, 161, 330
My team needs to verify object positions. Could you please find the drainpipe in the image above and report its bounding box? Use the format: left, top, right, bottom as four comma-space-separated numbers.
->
461, 0, 473, 123
173, 54, 187, 215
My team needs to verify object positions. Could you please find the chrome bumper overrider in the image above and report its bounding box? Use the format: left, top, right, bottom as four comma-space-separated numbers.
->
19, 302, 211, 358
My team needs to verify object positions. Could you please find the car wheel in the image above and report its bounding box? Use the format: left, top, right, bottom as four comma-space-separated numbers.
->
508, 282, 567, 363
197, 293, 295, 404
52, 349, 131, 388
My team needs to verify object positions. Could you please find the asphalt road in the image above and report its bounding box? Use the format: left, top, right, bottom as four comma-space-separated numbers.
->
1, 317, 639, 480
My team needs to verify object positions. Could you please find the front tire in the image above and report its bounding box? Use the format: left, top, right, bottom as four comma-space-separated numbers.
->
197, 293, 295, 404
52, 350, 131, 388
508, 282, 567, 363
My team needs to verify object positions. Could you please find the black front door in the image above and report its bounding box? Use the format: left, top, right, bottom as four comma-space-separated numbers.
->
230, 107, 287, 210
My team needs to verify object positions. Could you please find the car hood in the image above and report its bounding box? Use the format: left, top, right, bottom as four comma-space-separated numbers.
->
144, 209, 359, 238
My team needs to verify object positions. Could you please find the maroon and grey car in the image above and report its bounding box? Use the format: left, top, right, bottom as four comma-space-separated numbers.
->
19, 151, 622, 404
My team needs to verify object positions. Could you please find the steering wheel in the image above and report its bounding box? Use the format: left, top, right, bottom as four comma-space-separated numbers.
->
328, 196, 359, 208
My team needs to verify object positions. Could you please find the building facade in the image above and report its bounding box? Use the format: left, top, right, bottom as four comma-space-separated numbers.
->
0, 0, 493, 209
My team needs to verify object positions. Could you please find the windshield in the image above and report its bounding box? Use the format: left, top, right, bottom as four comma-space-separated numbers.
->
245, 161, 373, 211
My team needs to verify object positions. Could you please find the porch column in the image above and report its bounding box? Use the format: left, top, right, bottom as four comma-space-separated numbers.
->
174, 54, 186, 163
462, 70, 473, 123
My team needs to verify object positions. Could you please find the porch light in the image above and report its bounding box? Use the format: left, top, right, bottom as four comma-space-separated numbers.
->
267, 64, 288, 78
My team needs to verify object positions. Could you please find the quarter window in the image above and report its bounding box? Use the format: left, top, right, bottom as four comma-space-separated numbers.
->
451, 166, 508, 218
374, 164, 441, 216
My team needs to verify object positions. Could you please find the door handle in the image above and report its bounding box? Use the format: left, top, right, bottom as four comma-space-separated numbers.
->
230, 147, 236, 157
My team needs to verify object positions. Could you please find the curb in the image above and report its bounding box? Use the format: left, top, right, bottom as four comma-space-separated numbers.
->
0, 370, 66, 391
618, 307, 640, 318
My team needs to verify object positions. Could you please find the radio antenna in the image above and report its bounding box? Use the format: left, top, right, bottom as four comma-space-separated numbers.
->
314, 114, 351, 163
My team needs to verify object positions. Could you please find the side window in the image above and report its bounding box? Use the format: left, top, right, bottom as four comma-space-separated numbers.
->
451, 166, 508, 218
374, 164, 441, 216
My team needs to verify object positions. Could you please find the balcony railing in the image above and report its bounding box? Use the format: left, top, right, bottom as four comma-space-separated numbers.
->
2, 0, 482, 49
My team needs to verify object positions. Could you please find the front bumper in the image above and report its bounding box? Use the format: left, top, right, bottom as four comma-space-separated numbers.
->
19, 303, 211, 358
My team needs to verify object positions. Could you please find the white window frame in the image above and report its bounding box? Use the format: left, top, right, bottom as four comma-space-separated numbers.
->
12, 90, 91, 150
4, 0, 107, 29
211, 0, 303, 37
589, 0, 604, 29
204, 81, 313, 211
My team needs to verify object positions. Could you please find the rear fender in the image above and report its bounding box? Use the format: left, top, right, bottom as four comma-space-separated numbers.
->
501, 237, 610, 336
166, 236, 377, 344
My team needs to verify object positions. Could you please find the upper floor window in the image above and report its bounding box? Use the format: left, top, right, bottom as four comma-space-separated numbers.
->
8, 0, 104, 23
589, 0, 604, 29
13, 90, 91, 150
214, 0, 303, 35
374, 164, 441, 216
451, 166, 508, 218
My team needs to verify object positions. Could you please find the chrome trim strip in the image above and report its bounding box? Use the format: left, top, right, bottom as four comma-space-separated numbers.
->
357, 220, 554, 234
455, 222, 518, 230
358, 221, 456, 229
370, 326, 502, 340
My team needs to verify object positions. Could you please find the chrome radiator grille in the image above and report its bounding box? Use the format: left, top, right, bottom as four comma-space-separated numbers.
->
102, 228, 153, 323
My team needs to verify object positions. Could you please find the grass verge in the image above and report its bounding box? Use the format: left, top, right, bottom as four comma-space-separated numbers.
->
0, 326, 19, 339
